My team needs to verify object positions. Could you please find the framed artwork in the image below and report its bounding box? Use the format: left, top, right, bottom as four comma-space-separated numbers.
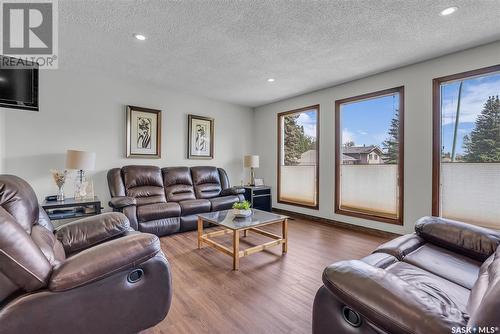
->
254, 178, 265, 186
126, 105, 162, 158
188, 114, 214, 159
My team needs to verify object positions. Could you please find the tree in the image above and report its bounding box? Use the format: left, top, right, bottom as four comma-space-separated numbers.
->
283, 114, 316, 165
344, 141, 355, 147
462, 95, 500, 162
382, 110, 399, 164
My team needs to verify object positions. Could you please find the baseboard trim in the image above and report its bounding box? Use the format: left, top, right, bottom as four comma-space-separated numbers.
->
272, 208, 400, 239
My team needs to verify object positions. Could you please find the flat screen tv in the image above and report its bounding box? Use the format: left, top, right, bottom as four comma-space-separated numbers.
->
0, 56, 39, 111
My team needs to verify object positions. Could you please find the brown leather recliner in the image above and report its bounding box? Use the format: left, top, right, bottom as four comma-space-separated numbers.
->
313, 216, 500, 334
107, 165, 245, 236
0, 175, 172, 333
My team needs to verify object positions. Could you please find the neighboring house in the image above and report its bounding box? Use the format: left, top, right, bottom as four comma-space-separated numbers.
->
298, 149, 316, 165
342, 145, 384, 164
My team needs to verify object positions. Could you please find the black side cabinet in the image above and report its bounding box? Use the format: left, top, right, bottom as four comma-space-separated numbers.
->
243, 186, 272, 212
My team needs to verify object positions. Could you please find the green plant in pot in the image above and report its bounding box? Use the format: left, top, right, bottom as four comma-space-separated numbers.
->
232, 200, 252, 217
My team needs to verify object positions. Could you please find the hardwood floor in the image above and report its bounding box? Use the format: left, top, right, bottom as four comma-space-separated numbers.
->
147, 216, 392, 334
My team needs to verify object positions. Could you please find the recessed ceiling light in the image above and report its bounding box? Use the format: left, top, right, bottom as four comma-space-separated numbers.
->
267, 78, 275, 82
439, 6, 458, 16
133, 33, 147, 41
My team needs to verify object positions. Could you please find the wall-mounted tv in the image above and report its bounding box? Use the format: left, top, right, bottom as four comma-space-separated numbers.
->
0, 56, 39, 111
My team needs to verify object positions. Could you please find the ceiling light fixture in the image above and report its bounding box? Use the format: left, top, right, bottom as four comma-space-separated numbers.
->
133, 33, 147, 41
267, 78, 275, 82
439, 6, 458, 16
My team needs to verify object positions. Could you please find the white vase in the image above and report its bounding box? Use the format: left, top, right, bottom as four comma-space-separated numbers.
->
232, 209, 252, 217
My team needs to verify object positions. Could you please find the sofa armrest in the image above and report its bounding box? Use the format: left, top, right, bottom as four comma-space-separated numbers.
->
220, 187, 245, 196
109, 196, 136, 209
373, 233, 425, 260
49, 232, 161, 291
415, 216, 500, 261
322, 260, 466, 334
55, 212, 131, 254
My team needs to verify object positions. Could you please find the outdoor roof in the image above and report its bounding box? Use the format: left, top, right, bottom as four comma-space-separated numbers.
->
343, 145, 382, 155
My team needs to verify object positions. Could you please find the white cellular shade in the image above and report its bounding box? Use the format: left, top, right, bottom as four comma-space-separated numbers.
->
340, 165, 398, 216
441, 163, 500, 229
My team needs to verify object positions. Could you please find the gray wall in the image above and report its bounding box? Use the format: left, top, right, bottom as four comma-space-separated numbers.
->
0, 69, 254, 207
253, 41, 500, 234
0, 111, 4, 174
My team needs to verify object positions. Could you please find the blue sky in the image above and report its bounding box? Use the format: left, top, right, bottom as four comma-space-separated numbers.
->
341, 94, 399, 148
295, 72, 500, 153
441, 73, 500, 154
296, 110, 317, 138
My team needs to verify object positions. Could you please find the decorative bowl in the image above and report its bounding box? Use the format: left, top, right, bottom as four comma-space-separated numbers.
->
232, 208, 252, 218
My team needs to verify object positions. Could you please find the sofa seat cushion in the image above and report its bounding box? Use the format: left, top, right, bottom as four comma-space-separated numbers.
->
136, 202, 181, 222
138, 217, 180, 237
209, 196, 240, 211
387, 261, 470, 314
404, 244, 481, 290
179, 199, 211, 216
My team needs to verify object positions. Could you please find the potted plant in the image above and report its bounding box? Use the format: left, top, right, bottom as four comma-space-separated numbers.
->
232, 200, 252, 217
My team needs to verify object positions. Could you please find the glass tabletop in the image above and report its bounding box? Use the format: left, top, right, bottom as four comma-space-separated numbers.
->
197, 209, 288, 230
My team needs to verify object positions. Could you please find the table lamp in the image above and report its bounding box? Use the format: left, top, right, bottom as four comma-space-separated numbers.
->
66, 150, 96, 199
244, 155, 259, 186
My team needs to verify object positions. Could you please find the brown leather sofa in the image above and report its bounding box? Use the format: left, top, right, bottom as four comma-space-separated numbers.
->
0, 175, 172, 333
107, 165, 245, 236
313, 216, 500, 334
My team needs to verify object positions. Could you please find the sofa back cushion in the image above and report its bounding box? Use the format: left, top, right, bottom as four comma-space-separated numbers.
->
467, 247, 500, 327
0, 207, 52, 294
0, 175, 39, 234
191, 166, 222, 199
415, 216, 500, 262
162, 167, 196, 202
122, 165, 166, 205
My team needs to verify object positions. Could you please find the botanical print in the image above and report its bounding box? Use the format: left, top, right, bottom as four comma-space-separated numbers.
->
137, 117, 152, 149
127, 106, 161, 158
195, 123, 209, 153
188, 115, 214, 159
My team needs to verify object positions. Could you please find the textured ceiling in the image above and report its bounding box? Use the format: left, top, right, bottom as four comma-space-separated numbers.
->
60, 0, 500, 107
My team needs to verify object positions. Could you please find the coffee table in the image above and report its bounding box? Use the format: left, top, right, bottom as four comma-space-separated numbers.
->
197, 209, 289, 270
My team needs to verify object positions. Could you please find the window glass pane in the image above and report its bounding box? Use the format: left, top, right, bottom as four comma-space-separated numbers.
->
439, 71, 500, 228
278, 107, 318, 207
338, 91, 402, 221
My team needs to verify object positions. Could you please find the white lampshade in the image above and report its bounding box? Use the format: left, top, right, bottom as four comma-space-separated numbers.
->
66, 150, 96, 170
244, 155, 259, 168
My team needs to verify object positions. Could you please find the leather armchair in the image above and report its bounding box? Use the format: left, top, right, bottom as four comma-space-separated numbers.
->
313, 216, 500, 334
0, 175, 172, 333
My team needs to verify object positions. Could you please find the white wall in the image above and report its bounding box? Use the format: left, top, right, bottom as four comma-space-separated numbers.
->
0, 111, 4, 174
254, 41, 500, 234
1, 69, 253, 207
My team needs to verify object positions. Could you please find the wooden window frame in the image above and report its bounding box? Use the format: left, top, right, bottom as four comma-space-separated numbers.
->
334, 86, 405, 225
432, 64, 500, 216
277, 105, 320, 210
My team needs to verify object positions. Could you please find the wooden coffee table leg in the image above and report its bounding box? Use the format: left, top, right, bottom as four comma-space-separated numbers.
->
233, 230, 240, 270
197, 217, 203, 249
243, 229, 248, 237
282, 218, 288, 254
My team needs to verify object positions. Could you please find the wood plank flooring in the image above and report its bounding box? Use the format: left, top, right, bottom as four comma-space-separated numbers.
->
146, 216, 392, 334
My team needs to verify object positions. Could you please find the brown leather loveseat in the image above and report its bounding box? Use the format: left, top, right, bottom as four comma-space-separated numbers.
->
0, 175, 172, 333
313, 216, 500, 334
107, 165, 245, 236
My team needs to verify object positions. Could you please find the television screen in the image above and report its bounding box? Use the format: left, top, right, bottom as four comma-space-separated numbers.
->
0, 56, 39, 111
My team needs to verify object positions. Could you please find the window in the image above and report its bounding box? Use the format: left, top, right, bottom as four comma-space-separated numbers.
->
278, 105, 319, 208
335, 87, 404, 225
433, 65, 500, 229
